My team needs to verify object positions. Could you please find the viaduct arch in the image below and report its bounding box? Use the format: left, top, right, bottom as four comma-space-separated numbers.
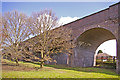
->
23, 2, 120, 74
73, 28, 116, 68
60, 2, 120, 73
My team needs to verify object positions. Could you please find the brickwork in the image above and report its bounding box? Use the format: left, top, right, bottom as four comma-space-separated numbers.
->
59, 2, 120, 73
22, 2, 120, 74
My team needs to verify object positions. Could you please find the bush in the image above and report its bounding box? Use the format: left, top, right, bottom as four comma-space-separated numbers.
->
96, 60, 116, 69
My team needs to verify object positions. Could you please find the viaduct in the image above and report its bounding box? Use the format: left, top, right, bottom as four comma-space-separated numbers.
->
22, 2, 120, 74
55, 2, 120, 74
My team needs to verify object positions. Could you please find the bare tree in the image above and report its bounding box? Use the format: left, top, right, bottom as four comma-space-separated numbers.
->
29, 9, 75, 68
2, 11, 32, 65
0, 13, 2, 67
0, 13, 2, 49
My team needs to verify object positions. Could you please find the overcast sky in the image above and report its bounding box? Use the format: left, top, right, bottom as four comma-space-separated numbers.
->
2, 2, 118, 56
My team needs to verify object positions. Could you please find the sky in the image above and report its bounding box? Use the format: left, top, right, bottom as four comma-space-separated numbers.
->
2, 2, 118, 56
1, 0, 120, 2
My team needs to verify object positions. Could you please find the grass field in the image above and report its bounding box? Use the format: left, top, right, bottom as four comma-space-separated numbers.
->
2, 59, 119, 79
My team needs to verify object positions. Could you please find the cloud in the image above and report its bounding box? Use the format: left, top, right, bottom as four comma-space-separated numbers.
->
59, 16, 79, 25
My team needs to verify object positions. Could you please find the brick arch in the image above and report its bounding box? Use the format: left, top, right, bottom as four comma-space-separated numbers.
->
72, 27, 116, 67
63, 2, 120, 74
76, 27, 116, 50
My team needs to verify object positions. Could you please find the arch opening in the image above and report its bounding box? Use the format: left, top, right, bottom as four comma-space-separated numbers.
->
73, 28, 116, 67
94, 39, 117, 68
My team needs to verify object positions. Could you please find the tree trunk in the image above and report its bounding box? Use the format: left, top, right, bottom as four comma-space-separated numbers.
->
15, 57, 19, 66
40, 60, 44, 68
40, 50, 44, 68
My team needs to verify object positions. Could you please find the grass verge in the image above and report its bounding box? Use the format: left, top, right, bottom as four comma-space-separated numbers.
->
2, 59, 119, 79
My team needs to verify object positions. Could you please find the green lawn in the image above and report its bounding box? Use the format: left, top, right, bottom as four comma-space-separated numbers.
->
2, 59, 119, 79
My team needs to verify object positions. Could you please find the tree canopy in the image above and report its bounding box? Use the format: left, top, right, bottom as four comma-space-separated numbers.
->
97, 50, 103, 54
1, 10, 75, 67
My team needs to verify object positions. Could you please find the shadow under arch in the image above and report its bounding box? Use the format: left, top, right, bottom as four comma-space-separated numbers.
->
73, 27, 116, 68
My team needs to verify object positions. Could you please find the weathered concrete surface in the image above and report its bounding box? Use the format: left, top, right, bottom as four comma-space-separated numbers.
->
60, 2, 120, 73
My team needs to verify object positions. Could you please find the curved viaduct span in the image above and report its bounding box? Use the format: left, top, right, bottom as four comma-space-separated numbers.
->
59, 2, 120, 73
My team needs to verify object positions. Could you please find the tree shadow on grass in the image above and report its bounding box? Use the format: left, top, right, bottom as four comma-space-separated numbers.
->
2, 60, 119, 77
2, 62, 39, 71
26, 61, 119, 76
44, 65, 119, 77
2, 62, 17, 66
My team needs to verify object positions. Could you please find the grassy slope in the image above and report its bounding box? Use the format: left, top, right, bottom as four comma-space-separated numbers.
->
2, 59, 119, 78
